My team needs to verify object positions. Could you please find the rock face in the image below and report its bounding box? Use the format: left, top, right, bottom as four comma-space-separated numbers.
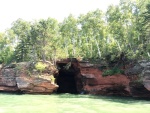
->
56, 59, 150, 98
16, 77, 58, 94
143, 65, 150, 91
129, 82, 150, 98
56, 59, 130, 96
127, 61, 150, 98
1, 59, 150, 98
79, 62, 130, 96
0, 68, 18, 91
0, 62, 58, 94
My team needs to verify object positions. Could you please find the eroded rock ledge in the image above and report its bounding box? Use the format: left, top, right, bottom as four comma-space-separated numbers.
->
0, 59, 150, 98
0, 62, 58, 94
56, 59, 150, 98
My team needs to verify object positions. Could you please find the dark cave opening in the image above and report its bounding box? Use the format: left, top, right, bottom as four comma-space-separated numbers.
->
56, 63, 78, 94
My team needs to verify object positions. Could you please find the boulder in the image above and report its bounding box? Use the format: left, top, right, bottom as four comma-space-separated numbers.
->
0, 68, 18, 92
0, 62, 58, 94
16, 77, 58, 94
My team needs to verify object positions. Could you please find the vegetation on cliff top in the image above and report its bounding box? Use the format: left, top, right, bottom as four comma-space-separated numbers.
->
0, 0, 150, 65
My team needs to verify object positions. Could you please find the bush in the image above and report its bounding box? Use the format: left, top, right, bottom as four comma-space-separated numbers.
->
102, 67, 124, 77
35, 62, 47, 73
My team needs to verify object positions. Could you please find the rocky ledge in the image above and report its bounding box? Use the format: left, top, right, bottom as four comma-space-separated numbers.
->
0, 62, 58, 94
56, 59, 150, 98
81, 60, 150, 98
1, 59, 150, 98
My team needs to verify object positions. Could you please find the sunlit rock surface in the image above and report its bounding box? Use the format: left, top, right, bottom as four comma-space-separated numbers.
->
0, 62, 58, 94
16, 77, 58, 94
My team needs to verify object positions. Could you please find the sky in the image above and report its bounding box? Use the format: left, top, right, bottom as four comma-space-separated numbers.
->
0, 0, 120, 32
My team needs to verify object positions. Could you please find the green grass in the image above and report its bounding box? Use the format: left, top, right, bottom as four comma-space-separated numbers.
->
0, 94, 150, 113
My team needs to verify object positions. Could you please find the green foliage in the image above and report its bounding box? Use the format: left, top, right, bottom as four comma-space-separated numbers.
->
0, 32, 14, 64
35, 62, 47, 73
11, 19, 31, 62
102, 68, 124, 77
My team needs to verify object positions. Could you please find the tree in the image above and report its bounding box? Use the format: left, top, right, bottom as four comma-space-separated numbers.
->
11, 19, 31, 62
30, 18, 59, 62
142, 3, 150, 58
105, 0, 150, 60
78, 9, 105, 59
59, 14, 79, 58
1, 0, 150, 64
0, 32, 14, 64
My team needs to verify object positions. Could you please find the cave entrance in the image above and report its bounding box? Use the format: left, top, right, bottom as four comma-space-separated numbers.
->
56, 63, 79, 94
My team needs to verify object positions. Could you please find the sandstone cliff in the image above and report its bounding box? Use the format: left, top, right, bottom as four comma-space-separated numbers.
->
56, 59, 150, 98
0, 62, 58, 94
0, 59, 150, 98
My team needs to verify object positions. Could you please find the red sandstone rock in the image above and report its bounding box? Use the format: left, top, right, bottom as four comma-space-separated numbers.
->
0, 62, 58, 94
1, 59, 150, 98
79, 66, 130, 96
56, 59, 132, 96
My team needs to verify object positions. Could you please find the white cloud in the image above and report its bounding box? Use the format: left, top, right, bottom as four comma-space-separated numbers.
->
0, 0, 119, 32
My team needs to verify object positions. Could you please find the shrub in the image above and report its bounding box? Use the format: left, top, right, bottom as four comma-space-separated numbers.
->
102, 69, 114, 77
35, 62, 47, 73
102, 67, 124, 77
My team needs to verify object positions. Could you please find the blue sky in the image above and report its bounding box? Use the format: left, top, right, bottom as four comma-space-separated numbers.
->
0, 0, 120, 32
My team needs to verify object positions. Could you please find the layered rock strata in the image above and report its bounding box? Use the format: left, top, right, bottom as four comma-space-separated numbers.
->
0, 62, 58, 94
